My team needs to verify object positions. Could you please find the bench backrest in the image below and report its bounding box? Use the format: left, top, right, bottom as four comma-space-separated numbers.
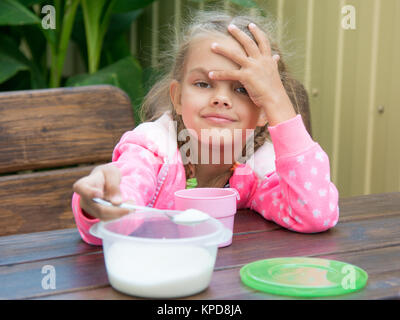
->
0, 85, 135, 236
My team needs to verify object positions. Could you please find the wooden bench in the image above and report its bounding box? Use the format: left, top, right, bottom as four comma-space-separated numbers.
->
0, 85, 135, 236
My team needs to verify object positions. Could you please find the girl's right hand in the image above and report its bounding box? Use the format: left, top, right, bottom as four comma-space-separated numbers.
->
73, 164, 131, 221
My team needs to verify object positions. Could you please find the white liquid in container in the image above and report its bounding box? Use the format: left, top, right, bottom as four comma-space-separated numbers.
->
105, 242, 215, 298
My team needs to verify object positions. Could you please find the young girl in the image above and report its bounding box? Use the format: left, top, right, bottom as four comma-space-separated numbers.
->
72, 10, 339, 245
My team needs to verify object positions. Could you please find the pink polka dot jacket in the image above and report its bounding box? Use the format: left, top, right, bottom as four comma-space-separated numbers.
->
71, 111, 339, 245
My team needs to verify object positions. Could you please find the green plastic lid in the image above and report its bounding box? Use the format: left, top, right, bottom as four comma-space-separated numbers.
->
240, 257, 368, 297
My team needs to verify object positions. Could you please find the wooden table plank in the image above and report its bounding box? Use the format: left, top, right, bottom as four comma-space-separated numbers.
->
0, 210, 278, 266
338, 192, 400, 222
215, 215, 400, 269
3, 191, 400, 267
2, 193, 400, 300
2, 214, 400, 300
0, 228, 100, 266
33, 244, 400, 300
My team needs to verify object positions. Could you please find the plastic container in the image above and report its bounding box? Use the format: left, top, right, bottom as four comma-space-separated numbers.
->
90, 210, 232, 298
174, 188, 240, 247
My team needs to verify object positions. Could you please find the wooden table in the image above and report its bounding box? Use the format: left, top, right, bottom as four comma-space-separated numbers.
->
1, 192, 400, 300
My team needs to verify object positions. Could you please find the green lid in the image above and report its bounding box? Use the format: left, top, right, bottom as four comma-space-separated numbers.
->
186, 178, 197, 189
240, 257, 368, 297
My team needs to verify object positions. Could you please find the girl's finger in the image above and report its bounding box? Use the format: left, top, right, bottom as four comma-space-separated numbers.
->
73, 177, 103, 199
272, 54, 280, 62
209, 69, 242, 82
248, 23, 272, 57
211, 42, 248, 67
82, 197, 130, 221
97, 206, 130, 221
102, 165, 123, 205
228, 24, 260, 58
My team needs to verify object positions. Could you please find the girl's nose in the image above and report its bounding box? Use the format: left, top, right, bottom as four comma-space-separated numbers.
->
211, 95, 232, 108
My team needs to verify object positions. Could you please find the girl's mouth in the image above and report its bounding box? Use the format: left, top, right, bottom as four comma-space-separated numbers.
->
202, 113, 237, 124
203, 116, 235, 124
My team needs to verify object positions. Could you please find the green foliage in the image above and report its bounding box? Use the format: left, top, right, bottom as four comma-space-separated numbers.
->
0, 0, 156, 125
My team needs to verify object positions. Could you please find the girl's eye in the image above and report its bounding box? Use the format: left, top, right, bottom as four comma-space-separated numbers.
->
195, 82, 210, 88
235, 86, 248, 95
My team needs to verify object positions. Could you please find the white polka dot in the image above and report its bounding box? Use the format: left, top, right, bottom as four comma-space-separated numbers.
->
313, 209, 321, 218
237, 182, 244, 190
311, 167, 318, 175
325, 173, 330, 182
304, 182, 312, 191
315, 151, 324, 162
323, 219, 329, 227
288, 206, 293, 217
272, 198, 279, 206
280, 203, 284, 210
297, 198, 307, 206
283, 217, 290, 225
329, 203, 335, 211
318, 189, 327, 197
251, 199, 257, 208
289, 170, 296, 178
295, 216, 302, 223
297, 155, 305, 164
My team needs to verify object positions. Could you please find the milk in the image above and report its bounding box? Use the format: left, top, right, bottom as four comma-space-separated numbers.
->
105, 241, 215, 298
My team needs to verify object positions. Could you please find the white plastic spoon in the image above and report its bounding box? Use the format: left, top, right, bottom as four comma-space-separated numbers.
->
92, 198, 209, 226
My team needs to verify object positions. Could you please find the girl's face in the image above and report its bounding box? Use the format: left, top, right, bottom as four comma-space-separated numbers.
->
170, 33, 267, 152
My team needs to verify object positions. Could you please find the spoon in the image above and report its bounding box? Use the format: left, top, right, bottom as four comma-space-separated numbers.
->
92, 198, 209, 226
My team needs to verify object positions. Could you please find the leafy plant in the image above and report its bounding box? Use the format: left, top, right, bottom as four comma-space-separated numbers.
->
0, 0, 156, 125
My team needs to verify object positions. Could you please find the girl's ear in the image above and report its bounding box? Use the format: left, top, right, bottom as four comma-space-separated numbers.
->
170, 80, 182, 115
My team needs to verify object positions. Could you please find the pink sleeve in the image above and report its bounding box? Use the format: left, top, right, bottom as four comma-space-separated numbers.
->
71, 192, 102, 245
71, 131, 163, 245
245, 115, 339, 233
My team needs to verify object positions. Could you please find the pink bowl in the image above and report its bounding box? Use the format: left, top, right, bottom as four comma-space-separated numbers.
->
174, 188, 240, 247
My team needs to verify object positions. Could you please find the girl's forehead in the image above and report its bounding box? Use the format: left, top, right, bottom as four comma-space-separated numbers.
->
183, 33, 245, 71
189, 33, 244, 51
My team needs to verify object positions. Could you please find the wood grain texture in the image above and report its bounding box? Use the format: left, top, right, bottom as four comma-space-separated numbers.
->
1, 208, 400, 299
0, 85, 134, 173
0, 165, 96, 236
1, 192, 400, 300
0, 85, 135, 236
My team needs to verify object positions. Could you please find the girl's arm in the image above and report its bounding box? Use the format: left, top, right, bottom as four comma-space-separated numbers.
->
71, 131, 163, 245
231, 115, 339, 233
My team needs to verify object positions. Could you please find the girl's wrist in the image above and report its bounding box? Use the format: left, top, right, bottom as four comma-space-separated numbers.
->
263, 94, 297, 127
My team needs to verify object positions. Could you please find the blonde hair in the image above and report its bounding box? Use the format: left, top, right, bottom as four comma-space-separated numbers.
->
140, 10, 312, 181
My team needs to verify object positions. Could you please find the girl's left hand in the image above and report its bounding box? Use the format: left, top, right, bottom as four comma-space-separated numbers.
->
209, 23, 296, 126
